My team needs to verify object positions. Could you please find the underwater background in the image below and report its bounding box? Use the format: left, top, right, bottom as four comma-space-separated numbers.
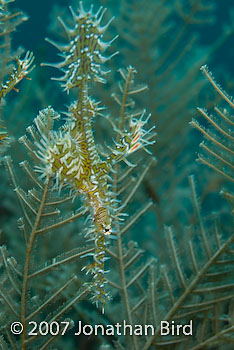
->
0, 0, 234, 349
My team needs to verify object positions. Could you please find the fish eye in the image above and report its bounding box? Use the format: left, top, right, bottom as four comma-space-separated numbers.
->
104, 228, 111, 235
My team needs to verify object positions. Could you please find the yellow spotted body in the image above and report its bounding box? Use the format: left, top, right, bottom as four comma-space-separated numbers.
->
38, 3, 153, 310
46, 86, 111, 234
